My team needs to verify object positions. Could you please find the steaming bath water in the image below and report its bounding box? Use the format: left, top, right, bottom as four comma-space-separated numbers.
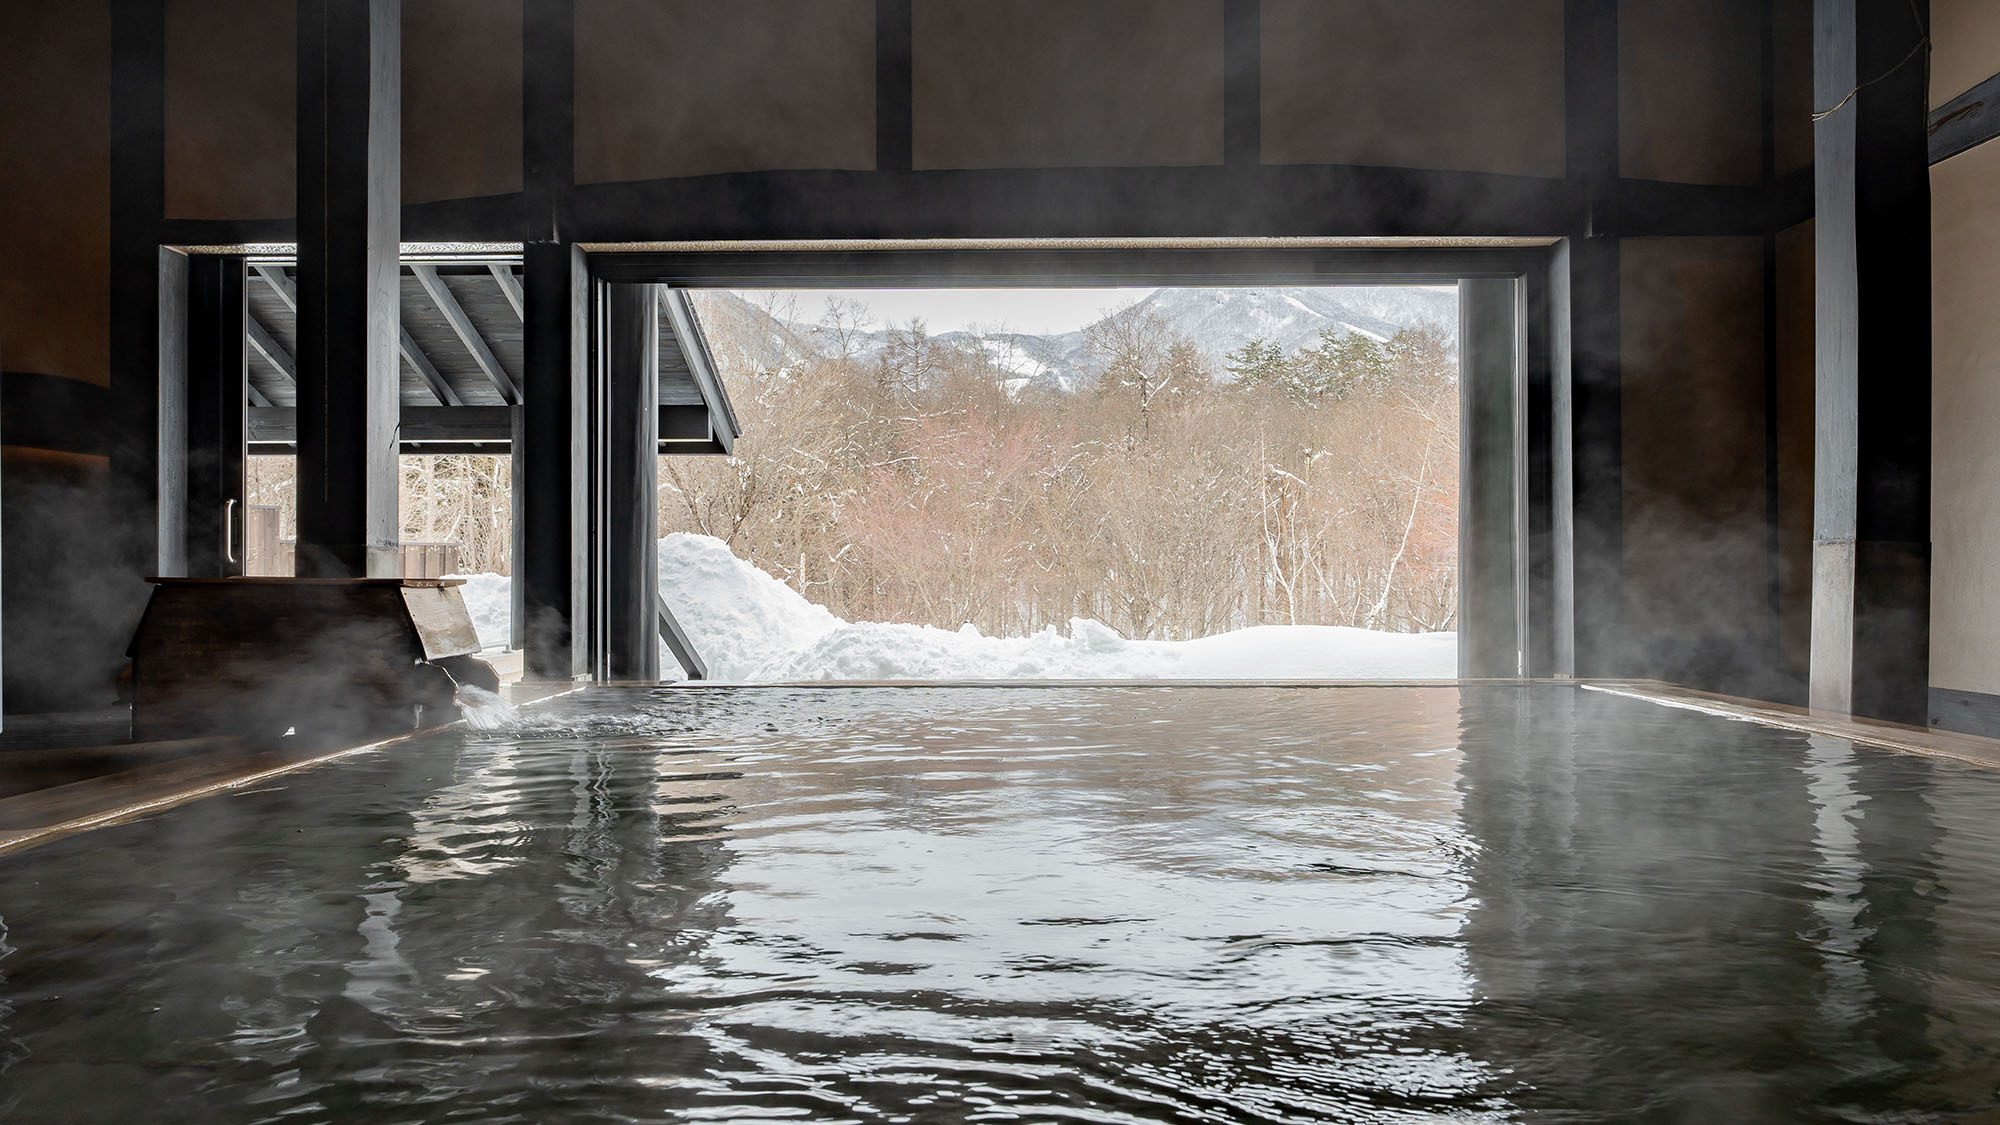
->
452, 684, 519, 730
3, 685, 2000, 1121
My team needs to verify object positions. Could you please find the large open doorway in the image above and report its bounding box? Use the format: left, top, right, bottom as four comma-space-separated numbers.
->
651, 283, 1462, 681
586, 242, 1545, 683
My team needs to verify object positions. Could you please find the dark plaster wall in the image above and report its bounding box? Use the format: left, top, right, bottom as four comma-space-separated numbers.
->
1261, 0, 1564, 178
914, 0, 1223, 170
1617, 0, 1763, 186
0, 0, 122, 710
165, 0, 523, 216
1619, 236, 1773, 694
575, 0, 875, 183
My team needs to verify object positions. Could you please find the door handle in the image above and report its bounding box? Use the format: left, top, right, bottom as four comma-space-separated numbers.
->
224, 498, 238, 566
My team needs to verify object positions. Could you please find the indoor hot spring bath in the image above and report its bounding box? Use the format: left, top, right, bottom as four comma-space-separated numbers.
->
3, 684, 2000, 1122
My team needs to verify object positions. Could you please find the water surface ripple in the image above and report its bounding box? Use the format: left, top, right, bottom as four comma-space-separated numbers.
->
2, 685, 1999, 1122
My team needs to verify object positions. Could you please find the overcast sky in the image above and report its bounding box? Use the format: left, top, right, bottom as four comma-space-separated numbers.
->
752, 288, 1159, 336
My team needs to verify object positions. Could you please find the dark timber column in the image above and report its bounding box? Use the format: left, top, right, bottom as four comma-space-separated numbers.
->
1810, 0, 1930, 721
519, 0, 586, 678
294, 0, 401, 578
1562, 0, 1623, 679
1461, 279, 1525, 678
520, 244, 591, 679
110, 0, 166, 641
183, 256, 250, 577
602, 284, 659, 681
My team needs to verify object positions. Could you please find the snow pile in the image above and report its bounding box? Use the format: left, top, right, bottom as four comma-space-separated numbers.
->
444, 534, 1458, 681
655, 531, 843, 679
659, 533, 1455, 681
449, 572, 514, 651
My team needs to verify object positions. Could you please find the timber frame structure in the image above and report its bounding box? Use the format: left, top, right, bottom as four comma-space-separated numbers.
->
2, 0, 1927, 723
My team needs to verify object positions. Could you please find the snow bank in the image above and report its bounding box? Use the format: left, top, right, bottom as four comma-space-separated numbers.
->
752, 617, 1454, 681
660, 533, 1456, 681
656, 532, 842, 679
443, 534, 1459, 681
449, 572, 514, 651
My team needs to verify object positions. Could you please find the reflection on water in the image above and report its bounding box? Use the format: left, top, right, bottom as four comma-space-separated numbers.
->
1, 685, 1999, 1121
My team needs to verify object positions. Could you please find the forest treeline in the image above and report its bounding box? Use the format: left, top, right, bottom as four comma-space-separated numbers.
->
255, 292, 1459, 641
663, 295, 1459, 639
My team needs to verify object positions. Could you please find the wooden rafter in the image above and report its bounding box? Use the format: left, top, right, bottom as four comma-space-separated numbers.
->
412, 264, 520, 404
254, 263, 461, 407
488, 263, 525, 320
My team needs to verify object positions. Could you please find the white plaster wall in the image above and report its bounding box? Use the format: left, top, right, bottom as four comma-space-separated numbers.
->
1932, 0, 2000, 107
1930, 139, 2000, 696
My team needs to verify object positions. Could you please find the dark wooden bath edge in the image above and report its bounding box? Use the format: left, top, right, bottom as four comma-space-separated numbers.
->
0, 682, 584, 859
1584, 681, 2000, 771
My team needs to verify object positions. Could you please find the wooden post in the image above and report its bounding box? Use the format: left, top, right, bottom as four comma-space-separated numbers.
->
519, 244, 590, 678
109, 0, 167, 708
1810, 0, 1931, 722
293, 0, 402, 578
1460, 278, 1524, 678
602, 283, 660, 681
1562, 0, 1623, 678
183, 255, 249, 577
517, 0, 587, 676
510, 403, 526, 650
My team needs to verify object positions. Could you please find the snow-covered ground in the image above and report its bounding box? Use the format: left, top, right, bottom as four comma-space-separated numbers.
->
450, 572, 513, 651
452, 533, 1458, 681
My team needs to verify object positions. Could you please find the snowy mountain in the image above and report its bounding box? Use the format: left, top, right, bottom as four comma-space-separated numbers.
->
694, 285, 1457, 393
1131, 285, 1457, 361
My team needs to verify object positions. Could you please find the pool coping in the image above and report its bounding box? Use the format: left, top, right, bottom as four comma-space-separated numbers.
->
6, 678, 1997, 859
0, 682, 587, 859
1583, 681, 2000, 770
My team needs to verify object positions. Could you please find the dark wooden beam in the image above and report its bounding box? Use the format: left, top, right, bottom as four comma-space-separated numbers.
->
251, 405, 510, 443
489, 263, 525, 320
1222, 0, 1259, 169
603, 283, 660, 681
1929, 68, 2000, 165
1810, 0, 1932, 723
1459, 278, 1524, 678
565, 165, 1577, 242
875, 0, 912, 173
148, 164, 1802, 249
412, 263, 520, 403
185, 256, 249, 578
294, 0, 402, 578
591, 245, 1549, 286
518, 241, 590, 680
